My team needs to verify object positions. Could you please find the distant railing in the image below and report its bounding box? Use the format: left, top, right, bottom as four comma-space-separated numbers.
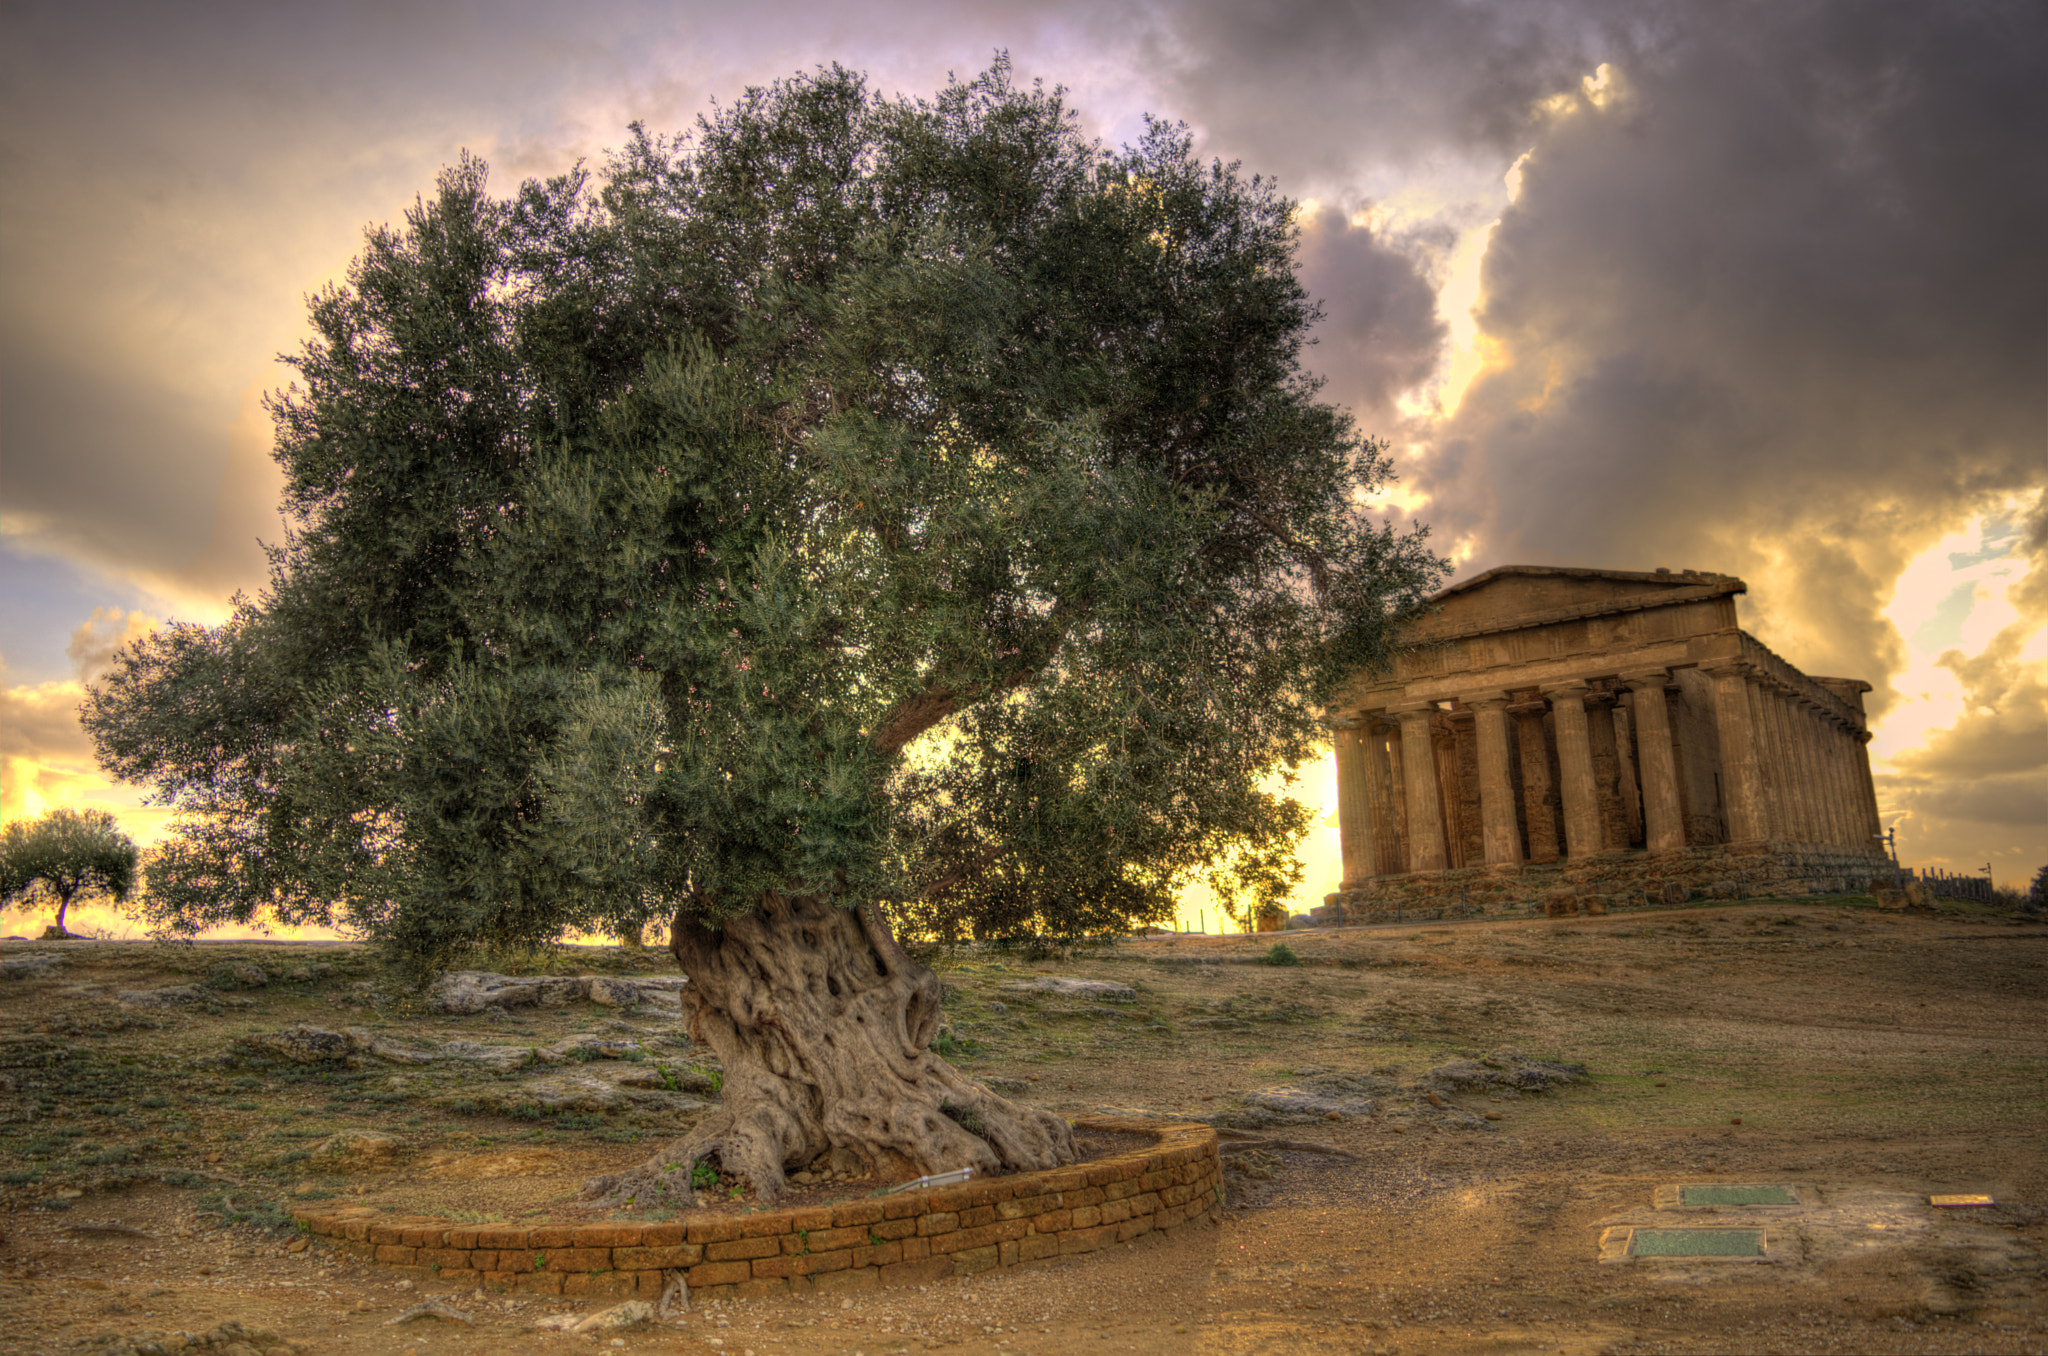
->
1903, 867, 1995, 903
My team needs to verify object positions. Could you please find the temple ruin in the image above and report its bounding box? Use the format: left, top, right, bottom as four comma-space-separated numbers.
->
1323, 566, 1890, 919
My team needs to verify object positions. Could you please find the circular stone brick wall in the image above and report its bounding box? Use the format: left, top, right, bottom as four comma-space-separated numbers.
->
291, 1116, 1221, 1304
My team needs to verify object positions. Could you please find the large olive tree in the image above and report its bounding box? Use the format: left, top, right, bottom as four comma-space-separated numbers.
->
84, 61, 1444, 1205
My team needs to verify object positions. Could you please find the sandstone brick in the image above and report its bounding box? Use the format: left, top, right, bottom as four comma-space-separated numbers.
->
688, 1218, 748, 1244
687, 1260, 753, 1288
1161, 1183, 1192, 1207
705, 1235, 782, 1263
1129, 1191, 1161, 1215
881, 1197, 925, 1221
399, 1227, 442, 1247
1033, 1210, 1072, 1233
543, 1247, 611, 1273
342, 1222, 371, 1243
901, 1236, 930, 1262
1102, 1198, 1132, 1224
1064, 1185, 1106, 1208
811, 1267, 879, 1294
1061, 1223, 1120, 1255
791, 1207, 837, 1231
793, 1249, 853, 1276
373, 1244, 414, 1265
476, 1226, 529, 1248
417, 1248, 469, 1271
614, 1244, 704, 1269
367, 1224, 404, 1246
447, 1229, 480, 1250
917, 1212, 959, 1237
956, 1204, 993, 1229
1042, 1169, 1090, 1193
999, 1240, 1019, 1266
636, 1270, 666, 1300
950, 1244, 1000, 1274
526, 1226, 578, 1249
639, 1223, 687, 1246
1084, 1163, 1120, 1188
830, 1201, 885, 1228
852, 1241, 901, 1269
572, 1223, 643, 1248
588, 1271, 639, 1298
997, 1195, 1050, 1221
739, 1214, 793, 1240
1018, 1233, 1059, 1263
1105, 1180, 1136, 1202
511, 1272, 561, 1295
1071, 1205, 1102, 1229
1139, 1169, 1173, 1192
1117, 1215, 1156, 1243
870, 1217, 916, 1241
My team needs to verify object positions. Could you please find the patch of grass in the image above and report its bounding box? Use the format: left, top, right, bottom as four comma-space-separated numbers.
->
1261, 942, 1301, 967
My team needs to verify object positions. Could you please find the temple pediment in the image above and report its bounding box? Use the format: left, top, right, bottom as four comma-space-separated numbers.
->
1402, 566, 1745, 643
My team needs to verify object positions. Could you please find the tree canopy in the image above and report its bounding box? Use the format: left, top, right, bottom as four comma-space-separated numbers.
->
84, 59, 1445, 966
0, 808, 140, 937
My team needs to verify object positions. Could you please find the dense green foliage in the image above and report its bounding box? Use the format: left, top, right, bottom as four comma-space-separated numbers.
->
84, 60, 1444, 965
0, 807, 139, 934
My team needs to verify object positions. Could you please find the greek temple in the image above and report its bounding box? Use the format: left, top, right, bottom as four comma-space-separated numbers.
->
1324, 566, 1890, 919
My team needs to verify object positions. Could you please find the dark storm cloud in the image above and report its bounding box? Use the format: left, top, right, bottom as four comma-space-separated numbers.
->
1292, 205, 1448, 426
1407, 1, 2047, 703
1132, 0, 1616, 185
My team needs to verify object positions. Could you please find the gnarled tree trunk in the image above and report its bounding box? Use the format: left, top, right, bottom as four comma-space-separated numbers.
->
582, 892, 1074, 1209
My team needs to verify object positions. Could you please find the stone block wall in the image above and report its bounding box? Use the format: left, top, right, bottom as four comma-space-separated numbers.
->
1321, 842, 1896, 923
291, 1117, 1220, 1303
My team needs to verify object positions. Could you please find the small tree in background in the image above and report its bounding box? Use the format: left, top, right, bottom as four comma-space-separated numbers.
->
0, 808, 140, 938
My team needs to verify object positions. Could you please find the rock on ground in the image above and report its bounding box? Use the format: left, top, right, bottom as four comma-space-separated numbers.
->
427, 970, 688, 1014
309, 1129, 403, 1169
999, 976, 1138, 1002
115, 985, 211, 1008
1419, 1046, 1587, 1095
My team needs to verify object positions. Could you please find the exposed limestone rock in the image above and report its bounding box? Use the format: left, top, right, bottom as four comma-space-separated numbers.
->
116, 985, 210, 1008
1419, 1046, 1586, 1095
427, 970, 687, 1014
998, 975, 1138, 1002
236, 1025, 355, 1064
308, 1130, 403, 1169
0, 953, 63, 980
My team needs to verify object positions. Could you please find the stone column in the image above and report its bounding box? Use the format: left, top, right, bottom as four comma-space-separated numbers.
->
1470, 694, 1523, 867
1611, 700, 1644, 846
1545, 682, 1603, 860
1363, 719, 1402, 876
1784, 695, 1826, 843
1761, 684, 1810, 842
1702, 660, 1766, 843
1823, 714, 1859, 849
1623, 670, 1687, 853
1384, 721, 1411, 872
1509, 699, 1561, 863
1745, 675, 1785, 842
1797, 702, 1840, 846
1393, 702, 1449, 873
1334, 723, 1375, 889
1854, 730, 1885, 857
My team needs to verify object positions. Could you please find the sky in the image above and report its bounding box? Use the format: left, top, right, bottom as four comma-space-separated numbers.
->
3, 0, 2043, 938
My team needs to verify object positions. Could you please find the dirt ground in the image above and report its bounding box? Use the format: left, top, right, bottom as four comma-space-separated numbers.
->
2, 895, 2044, 1355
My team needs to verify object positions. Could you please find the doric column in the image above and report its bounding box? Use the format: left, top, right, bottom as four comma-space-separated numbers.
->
1334, 723, 1375, 889
1797, 702, 1840, 846
1702, 660, 1766, 843
1469, 694, 1523, 867
1783, 695, 1825, 843
1545, 682, 1604, 860
1363, 719, 1401, 876
1622, 670, 1687, 852
1745, 675, 1785, 842
1383, 720, 1411, 872
1610, 700, 1644, 846
1823, 714, 1859, 849
1761, 684, 1811, 842
1509, 698, 1561, 863
1853, 730, 1884, 856
1392, 701, 1449, 873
